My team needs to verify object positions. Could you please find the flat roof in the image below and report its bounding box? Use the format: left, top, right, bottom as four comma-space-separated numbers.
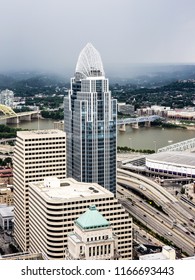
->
17, 129, 66, 139
0, 206, 14, 218
146, 151, 195, 167
68, 233, 81, 243
139, 252, 169, 260
29, 178, 113, 202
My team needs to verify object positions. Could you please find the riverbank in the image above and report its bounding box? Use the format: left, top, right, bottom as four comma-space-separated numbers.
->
185, 126, 195, 130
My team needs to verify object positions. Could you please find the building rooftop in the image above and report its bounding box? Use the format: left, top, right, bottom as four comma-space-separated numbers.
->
17, 129, 66, 139
146, 151, 195, 167
29, 177, 113, 202
75, 205, 110, 230
0, 206, 14, 218
139, 245, 176, 260
139, 252, 169, 260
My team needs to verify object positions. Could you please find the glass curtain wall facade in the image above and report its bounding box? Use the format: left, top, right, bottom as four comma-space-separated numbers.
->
64, 43, 117, 194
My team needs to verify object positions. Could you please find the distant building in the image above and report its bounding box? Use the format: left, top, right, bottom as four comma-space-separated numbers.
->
118, 103, 134, 115
0, 89, 14, 108
13, 129, 66, 252
137, 106, 170, 117
65, 205, 119, 260
28, 177, 132, 260
167, 108, 195, 120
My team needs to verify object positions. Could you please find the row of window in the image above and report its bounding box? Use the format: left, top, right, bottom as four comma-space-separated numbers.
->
24, 137, 66, 142
87, 235, 109, 242
89, 244, 111, 257
24, 142, 65, 146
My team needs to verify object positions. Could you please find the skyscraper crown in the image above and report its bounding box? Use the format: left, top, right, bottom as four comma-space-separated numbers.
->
75, 43, 105, 79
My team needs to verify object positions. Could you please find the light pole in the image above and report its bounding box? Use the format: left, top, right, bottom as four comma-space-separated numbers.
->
129, 138, 132, 150
153, 140, 157, 153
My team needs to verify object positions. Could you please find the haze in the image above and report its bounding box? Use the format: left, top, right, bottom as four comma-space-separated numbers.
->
1, 0, 195, 76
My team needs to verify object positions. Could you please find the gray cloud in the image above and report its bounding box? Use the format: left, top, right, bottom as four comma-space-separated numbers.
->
0, 0, 195, 74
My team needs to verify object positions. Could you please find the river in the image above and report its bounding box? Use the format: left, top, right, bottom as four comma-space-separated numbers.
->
7, 119, 195, 150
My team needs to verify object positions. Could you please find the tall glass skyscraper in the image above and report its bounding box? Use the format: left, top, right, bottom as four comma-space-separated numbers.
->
64, 43, 117, 194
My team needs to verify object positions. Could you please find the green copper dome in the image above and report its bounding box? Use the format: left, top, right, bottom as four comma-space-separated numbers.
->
75, 205, 110, 230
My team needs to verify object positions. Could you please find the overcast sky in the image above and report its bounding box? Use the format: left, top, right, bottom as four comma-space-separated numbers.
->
1, 0, 195, 75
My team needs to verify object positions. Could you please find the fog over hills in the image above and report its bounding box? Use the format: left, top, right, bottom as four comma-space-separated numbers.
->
1, 63, 195, 90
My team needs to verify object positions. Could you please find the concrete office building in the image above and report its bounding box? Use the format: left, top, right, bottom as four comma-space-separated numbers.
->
28, 177, 132, 260
64, 43, 117, 194
13, 129, 66, 252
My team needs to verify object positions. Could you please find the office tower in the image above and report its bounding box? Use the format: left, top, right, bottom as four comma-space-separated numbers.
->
28, 177, 132, 259
13, 129, 66, 252
64, 43, 117, 194
65, 205, 119, 260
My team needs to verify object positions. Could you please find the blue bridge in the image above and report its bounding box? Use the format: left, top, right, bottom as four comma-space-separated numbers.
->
117, 115, 161, 130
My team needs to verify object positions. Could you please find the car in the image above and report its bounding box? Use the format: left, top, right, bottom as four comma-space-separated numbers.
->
167, 232, 172, 236
143, 214, 146, 217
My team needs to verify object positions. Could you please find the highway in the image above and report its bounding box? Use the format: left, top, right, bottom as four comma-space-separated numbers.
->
117, 168, 195, 256
0, 138, 16, 144
117, 168, 195, 223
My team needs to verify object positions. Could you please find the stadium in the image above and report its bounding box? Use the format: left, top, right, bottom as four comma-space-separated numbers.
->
146, 151, 195, 178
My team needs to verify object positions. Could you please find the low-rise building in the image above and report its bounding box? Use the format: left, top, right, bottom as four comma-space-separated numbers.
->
0, 168, 13, 185
0, 186, 14, 206
65, 205, 119, 260
139, 246, 176, 260
0, 206, 14, 230
0, 252, 46, 260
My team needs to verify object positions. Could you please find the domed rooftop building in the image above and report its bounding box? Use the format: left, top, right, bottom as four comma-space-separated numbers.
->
65, 205, 120, 260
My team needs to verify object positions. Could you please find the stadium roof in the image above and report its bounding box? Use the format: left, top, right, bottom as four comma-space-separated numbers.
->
146, 151, 195, 167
